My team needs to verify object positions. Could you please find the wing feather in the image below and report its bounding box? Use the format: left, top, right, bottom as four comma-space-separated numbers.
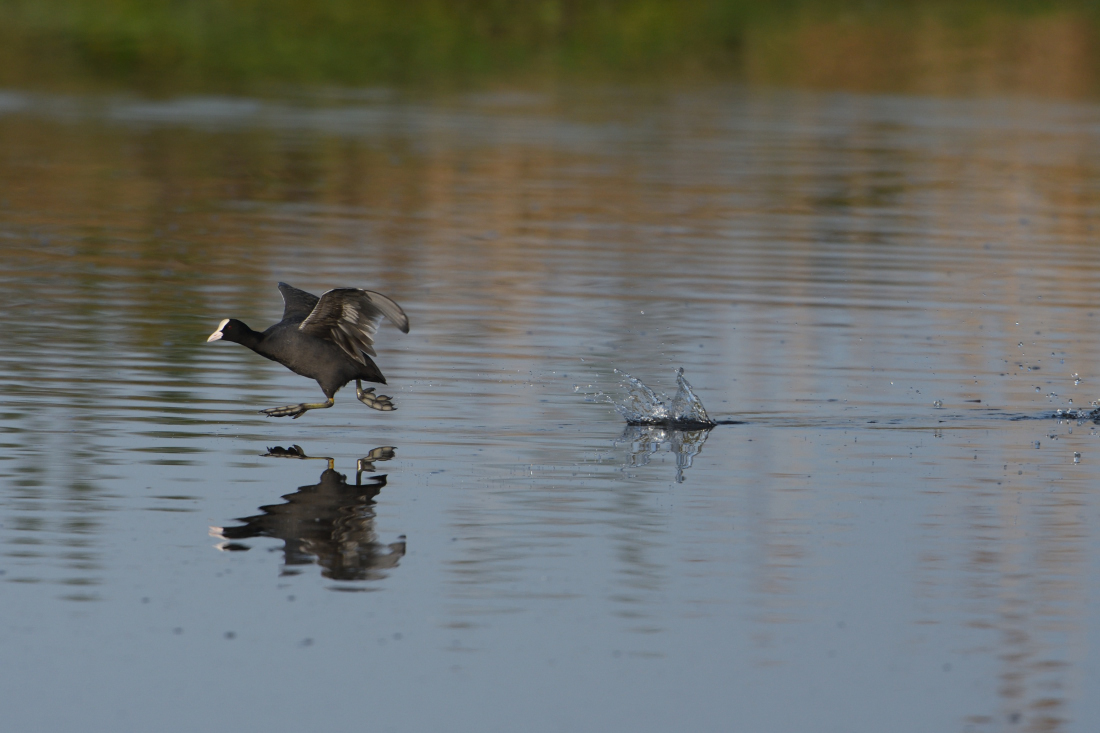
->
278, 282, 320, 321
298, 288, 410, 364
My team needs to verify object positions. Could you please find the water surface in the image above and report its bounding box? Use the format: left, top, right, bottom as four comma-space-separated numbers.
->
2, 85, 1100, 732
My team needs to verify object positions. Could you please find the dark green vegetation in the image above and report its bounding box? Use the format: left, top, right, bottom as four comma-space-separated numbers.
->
1, 0, 1098, 92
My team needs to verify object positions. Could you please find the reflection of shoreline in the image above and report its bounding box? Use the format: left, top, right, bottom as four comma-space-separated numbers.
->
0, 11, 1094, 99
616, 425, 712, 484
210, 446, 406, 582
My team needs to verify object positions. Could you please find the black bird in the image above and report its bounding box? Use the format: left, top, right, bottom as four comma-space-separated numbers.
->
207, 282, 410, 419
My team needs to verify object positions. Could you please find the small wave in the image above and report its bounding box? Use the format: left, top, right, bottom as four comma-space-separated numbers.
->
612, 368, 716, 428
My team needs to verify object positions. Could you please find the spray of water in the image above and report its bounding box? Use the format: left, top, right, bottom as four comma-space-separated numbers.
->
612, 368, 715, 428
1057, 405, 1100, 423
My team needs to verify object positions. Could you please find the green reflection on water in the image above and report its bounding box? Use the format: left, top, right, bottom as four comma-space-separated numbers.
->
0, 0, 1098, 97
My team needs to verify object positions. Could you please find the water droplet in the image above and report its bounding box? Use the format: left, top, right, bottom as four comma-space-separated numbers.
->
1018, 342, 1023, 347
1074, 452, 1081, 464
933, 400, 943, 408
1035, 386, 1040, 392
1034, 441, 1041, 449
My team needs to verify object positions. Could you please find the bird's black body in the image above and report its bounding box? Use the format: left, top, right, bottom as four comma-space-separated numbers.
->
208, 283, 409, 418
221, 318, 387, 397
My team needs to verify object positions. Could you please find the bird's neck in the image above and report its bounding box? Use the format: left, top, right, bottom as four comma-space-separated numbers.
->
232, 323, 264, 350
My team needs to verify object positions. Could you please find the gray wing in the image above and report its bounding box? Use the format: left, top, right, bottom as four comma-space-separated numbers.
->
298, 288, 410, 364
278, 282, 320, 321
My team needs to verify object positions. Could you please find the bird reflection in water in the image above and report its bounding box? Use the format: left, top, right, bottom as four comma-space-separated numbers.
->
211, 445, 406, 581
617, 425, 712, 483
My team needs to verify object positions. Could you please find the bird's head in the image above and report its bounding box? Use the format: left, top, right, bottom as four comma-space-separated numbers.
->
206, 318, 249, 344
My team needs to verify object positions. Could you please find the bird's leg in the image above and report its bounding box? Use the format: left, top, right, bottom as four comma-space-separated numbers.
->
356, 380, 396, 411
260, 396, 335, 419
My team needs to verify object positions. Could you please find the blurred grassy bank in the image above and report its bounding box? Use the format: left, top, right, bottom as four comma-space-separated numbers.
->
1, 0, 1099, 96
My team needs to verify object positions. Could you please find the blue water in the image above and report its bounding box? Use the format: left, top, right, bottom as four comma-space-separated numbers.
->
2, 85, 1100, 732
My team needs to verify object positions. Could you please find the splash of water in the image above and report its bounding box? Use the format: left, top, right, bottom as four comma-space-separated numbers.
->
613, 368, 715, 428
1056, 406, 1100, 423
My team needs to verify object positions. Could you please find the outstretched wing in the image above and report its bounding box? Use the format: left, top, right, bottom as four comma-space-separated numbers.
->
278, 282, 320, 321
298, 288, 410, 364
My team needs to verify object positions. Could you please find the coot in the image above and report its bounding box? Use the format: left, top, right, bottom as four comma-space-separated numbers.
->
207, 282, 410, 419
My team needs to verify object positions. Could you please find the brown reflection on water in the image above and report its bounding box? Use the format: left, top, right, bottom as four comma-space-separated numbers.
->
965, 475, 1087, 732
747, 12, 1100, 100
902, 430, 1092, 733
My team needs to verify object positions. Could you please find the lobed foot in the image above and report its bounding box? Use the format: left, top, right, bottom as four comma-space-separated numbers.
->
357, 446, 396, 474
260, 397, 335, 419
265, 445, 308, 457
356, 381, 396, 411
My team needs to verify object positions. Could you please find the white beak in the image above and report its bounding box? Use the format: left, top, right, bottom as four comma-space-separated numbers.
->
206, 319, 229, 342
